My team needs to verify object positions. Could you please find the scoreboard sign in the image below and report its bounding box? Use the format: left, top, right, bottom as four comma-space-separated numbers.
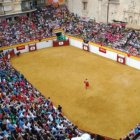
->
117, 54, 126, 65
83, 43, 89, 52
29, 44, 37, 52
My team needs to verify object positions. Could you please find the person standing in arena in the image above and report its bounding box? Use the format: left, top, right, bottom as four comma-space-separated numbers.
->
84, 78, 89, 89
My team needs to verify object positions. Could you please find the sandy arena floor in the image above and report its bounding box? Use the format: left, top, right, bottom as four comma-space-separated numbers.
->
11, 46, 140, 139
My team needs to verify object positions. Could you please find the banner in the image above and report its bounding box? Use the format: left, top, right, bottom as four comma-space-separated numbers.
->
99, 47, 106, 53
16, 46, 25, 51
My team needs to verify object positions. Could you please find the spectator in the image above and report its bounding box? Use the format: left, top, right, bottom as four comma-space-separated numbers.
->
0, 5, 139, 57
0, 51, 85, 139
57, 105, 62, 113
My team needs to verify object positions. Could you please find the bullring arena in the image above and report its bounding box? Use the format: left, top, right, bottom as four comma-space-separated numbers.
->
1, 1, 140, 140
10, 44, 140, 139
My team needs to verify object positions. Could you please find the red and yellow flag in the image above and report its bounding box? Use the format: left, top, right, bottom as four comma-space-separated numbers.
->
48, 0, 65, 5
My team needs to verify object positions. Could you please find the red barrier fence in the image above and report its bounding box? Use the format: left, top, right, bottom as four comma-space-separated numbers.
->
29, 43, 37, 52
53, 40, 69, 47
117, 54, 126, 65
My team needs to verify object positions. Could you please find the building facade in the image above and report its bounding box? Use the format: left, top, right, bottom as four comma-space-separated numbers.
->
66, 0, 140, 26
0, 0, 46, 17
0, 0, 22, 15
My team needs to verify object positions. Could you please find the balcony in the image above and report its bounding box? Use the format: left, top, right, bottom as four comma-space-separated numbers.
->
21, 0, 36, 11
35, 0, 45, 7
0, 0, 37, 16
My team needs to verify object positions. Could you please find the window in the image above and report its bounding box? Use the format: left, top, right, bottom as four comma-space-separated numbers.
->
40, 0, 44, 4
129, 16, 133, 23
82, 1, 87, 10
109, 0, 120, 4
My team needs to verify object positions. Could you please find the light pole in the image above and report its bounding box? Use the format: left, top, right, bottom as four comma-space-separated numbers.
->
107, 0, 110, 24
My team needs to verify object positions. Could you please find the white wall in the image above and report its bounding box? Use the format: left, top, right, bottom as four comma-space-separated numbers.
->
69, 37, 140, 70
89, 44, 117, 61
36, 40, 53, 49
4, 40, 53, 57
3, 37, 140, 70
14, 45, 29, 54
70, 38, 83, 49
3, 0, 22, 14
67, 0, 140, 25
126, 57, 140, 70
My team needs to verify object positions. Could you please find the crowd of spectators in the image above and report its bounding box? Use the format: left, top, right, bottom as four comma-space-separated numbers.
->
0, 5, 140, 57
123, 124, 140, 140
0, 52, 90, 140
1, 5, 140, 140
